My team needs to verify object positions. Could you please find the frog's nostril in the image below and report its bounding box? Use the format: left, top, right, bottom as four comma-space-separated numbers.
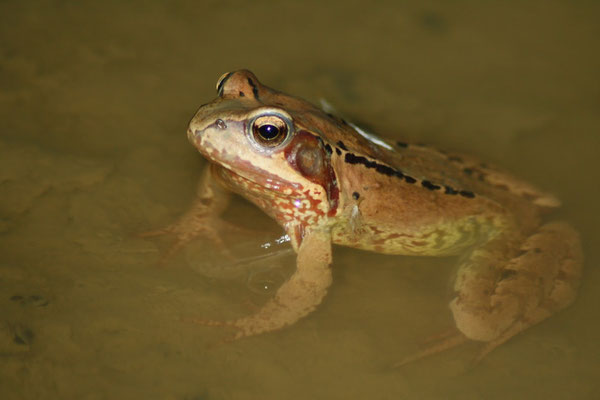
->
215, 119, 227, 130
187, 128, 200, 143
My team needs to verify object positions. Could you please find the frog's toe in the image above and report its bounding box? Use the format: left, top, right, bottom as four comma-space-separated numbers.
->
392, 330, 468, 368
186, 316, 252, 345
187, 317, 234, 328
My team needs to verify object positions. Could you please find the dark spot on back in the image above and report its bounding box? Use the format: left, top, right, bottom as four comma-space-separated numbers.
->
375, 164, 396, 176
247, 78, 259, 99
396, 141, 408, 148
422, 180, 441, 190
324, 144, 333, 155
444, 186, 458, 195
239, 91, 245, 97
216, 72, 233, 96
463, 168, 473, 175
345, 153, 404, 179
336, 141, 348, 151
342, 152, 474, 197
344, 153, 363, 165
352, 192, 360, 200
335, 147, 342, 156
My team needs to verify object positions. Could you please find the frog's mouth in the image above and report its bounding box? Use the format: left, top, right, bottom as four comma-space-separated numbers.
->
190, 125, 305, 199
211, 159, 303, 201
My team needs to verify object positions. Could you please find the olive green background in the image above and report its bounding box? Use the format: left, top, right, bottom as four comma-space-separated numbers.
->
1, 1, 599, 399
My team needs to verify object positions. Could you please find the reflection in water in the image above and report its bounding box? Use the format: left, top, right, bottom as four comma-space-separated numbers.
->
185, 231, 295, 296
246, 250, 295, 296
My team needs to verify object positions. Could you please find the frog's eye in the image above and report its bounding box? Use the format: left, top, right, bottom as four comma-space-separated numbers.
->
251, 114, 290, 147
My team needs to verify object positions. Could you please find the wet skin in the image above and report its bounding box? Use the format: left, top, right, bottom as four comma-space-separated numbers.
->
149, 70, 583, 361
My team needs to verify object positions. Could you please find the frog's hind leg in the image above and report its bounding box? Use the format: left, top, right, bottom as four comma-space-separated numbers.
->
450, 221, 583, 362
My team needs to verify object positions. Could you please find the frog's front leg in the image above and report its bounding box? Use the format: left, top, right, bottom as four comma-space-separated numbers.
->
203, 229, 333, 339
450, 221, 583, 361
141, 165, 233, 257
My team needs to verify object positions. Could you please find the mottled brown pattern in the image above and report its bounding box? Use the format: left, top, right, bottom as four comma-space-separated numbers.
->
158, 70, 583, 363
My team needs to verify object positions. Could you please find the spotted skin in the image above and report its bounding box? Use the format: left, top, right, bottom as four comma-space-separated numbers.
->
149, 70, 583, 362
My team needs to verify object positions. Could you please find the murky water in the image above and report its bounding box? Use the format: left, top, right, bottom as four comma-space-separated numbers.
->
1, 1, 599, 399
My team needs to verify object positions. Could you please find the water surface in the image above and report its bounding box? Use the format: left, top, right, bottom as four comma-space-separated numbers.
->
1, 1, 599, 399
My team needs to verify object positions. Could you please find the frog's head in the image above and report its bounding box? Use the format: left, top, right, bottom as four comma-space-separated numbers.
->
187, 70, 340, 228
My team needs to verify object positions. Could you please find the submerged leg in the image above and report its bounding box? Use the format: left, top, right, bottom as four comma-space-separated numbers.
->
198, 229, 334, 339
451, 221, 583, 358
140, 166, 234, 258
395, 221, 583, 366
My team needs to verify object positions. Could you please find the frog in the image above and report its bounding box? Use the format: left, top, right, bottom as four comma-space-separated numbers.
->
147, 70, 583, 362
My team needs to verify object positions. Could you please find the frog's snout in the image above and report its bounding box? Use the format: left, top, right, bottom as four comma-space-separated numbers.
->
187, 127, 197, 145
188, 126, 208, 149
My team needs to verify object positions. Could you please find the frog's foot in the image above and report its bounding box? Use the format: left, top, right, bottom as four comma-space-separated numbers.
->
180, 317, 245, 348
450, 221, 583, 361
140, 214, 238, 261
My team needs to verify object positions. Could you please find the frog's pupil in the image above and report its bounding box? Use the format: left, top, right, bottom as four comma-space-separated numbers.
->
259, 124, 279, 140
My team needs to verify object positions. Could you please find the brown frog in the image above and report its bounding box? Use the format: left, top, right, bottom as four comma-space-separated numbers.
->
148, 70, 583, 362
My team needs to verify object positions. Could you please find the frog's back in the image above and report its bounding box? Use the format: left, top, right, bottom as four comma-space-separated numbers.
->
298, 97, 560, 216
322, 124, 564, 256
382, 142, 560, 209
329, 148, 510, 256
